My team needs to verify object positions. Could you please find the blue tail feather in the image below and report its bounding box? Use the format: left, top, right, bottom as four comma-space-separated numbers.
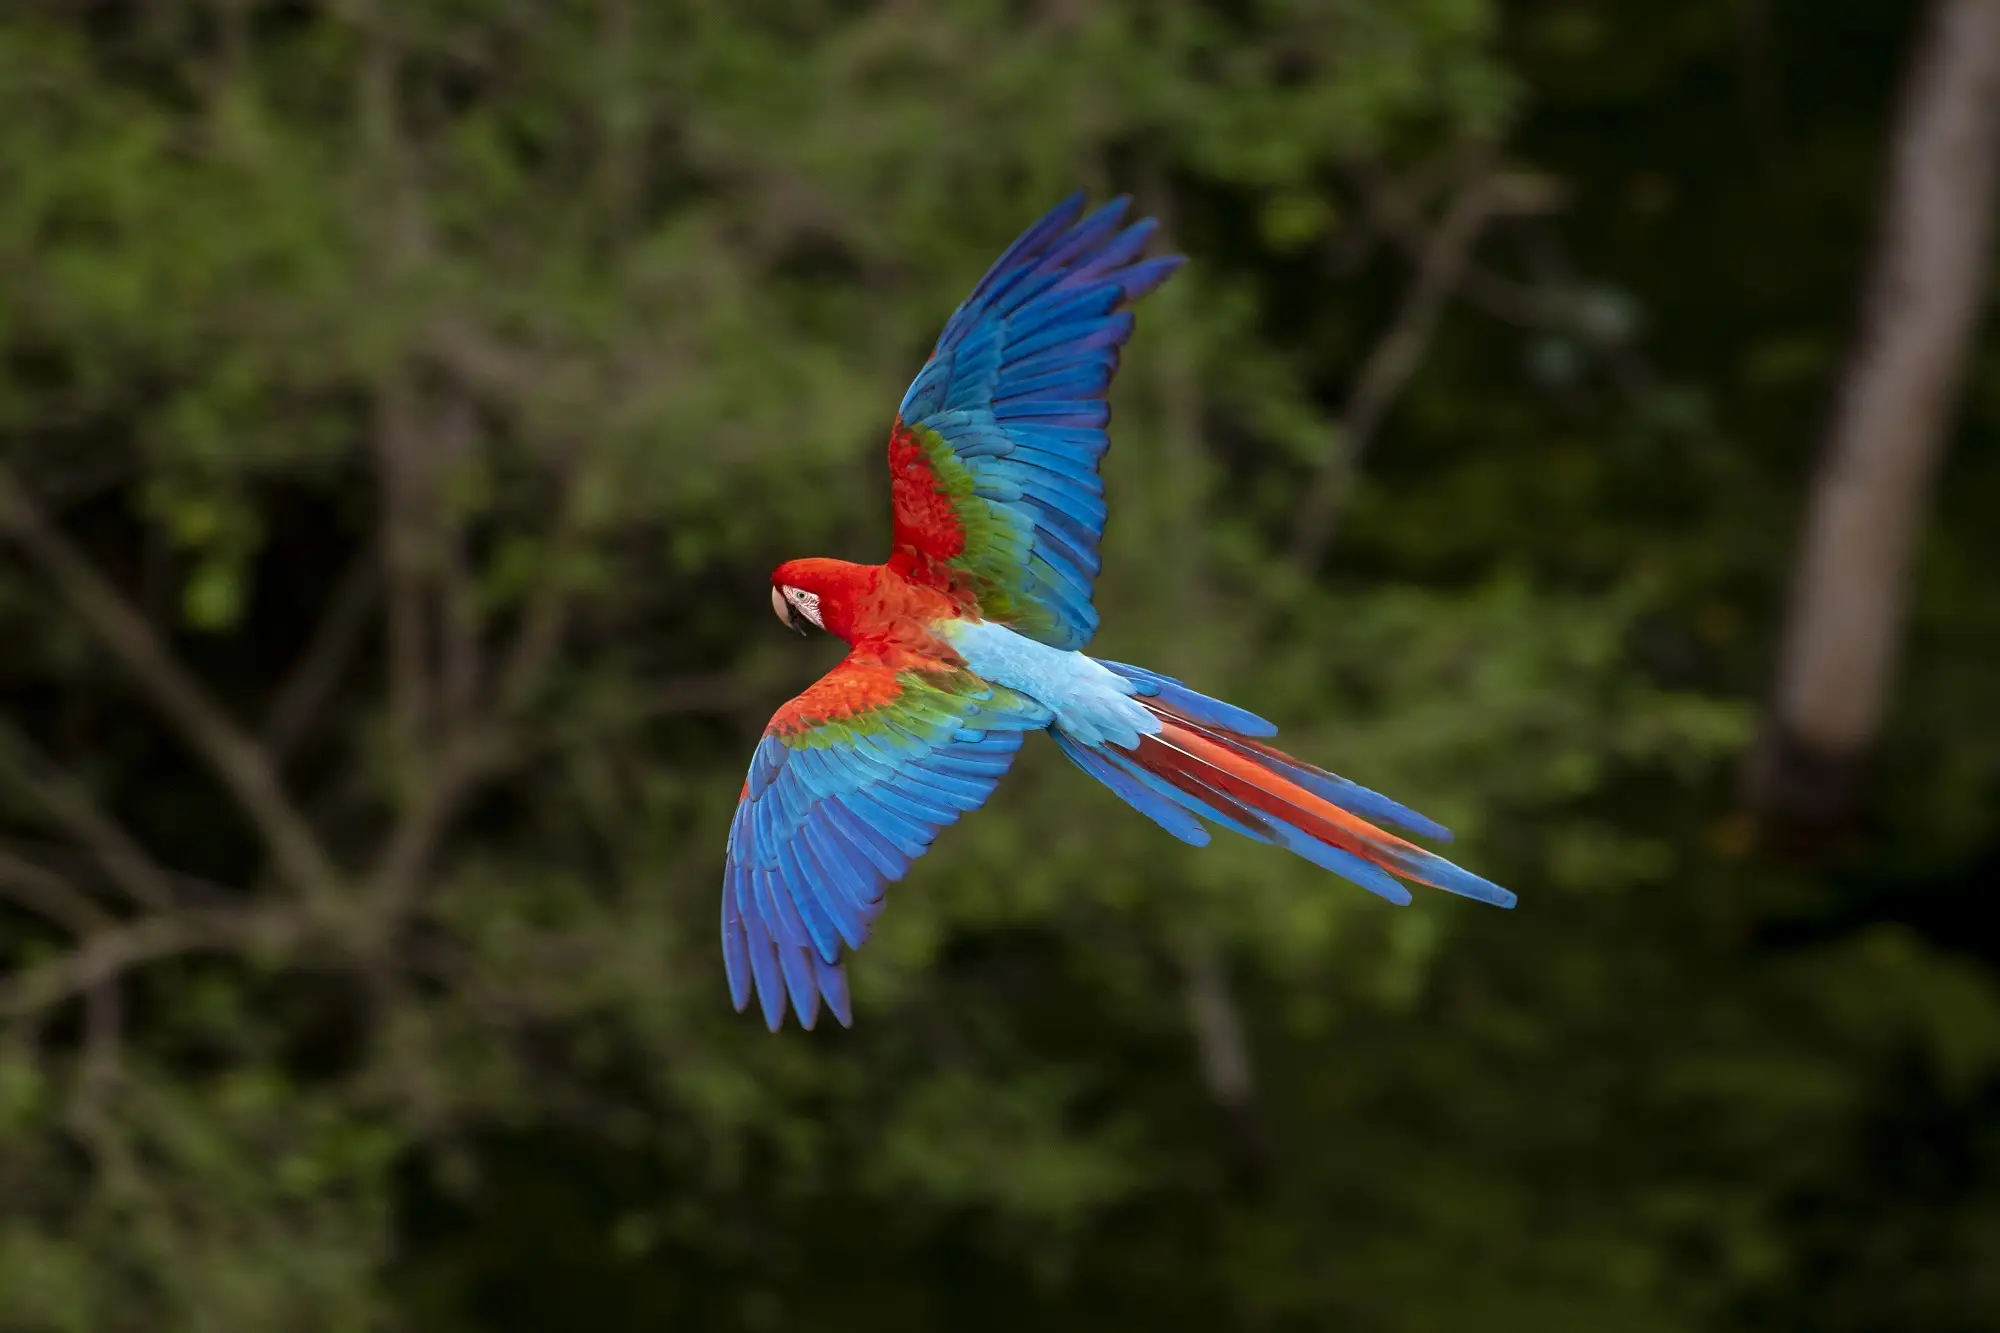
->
1095, 660, 1279, 737
1051, 730, 1209, 846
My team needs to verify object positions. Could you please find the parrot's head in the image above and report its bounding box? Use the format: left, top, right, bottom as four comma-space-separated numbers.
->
770, 558, 866, 639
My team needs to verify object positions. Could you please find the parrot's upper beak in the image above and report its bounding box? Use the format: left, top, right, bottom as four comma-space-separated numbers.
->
771, 586, 806, 634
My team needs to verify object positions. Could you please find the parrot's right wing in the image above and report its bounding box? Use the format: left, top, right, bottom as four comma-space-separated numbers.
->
722, 655, 1049, 1031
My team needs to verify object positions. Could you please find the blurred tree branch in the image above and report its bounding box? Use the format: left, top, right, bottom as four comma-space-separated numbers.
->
1746, 0, 2000, 829
0, 847, 114, 935
363, 400, 608, 922
372, 376, 438, 765
0, 464, 344, 908
263, 553, 378, 767
1180, 937, 1266, 1189
0, 722, 177, 912
0, 903, 310, 1020
0, 850, 124, 1116
1290, 158, 1566, 570
1365, 193, 1653, 395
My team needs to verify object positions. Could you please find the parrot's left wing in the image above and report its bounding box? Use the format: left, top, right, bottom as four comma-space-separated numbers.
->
888, 193, 1182, 651
723, 656, 1049, 1031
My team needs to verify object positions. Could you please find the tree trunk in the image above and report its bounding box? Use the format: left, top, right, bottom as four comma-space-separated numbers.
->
1746, 0, 2000, 830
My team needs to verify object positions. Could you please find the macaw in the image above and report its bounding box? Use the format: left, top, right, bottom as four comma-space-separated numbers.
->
725, 192, 1514, 1031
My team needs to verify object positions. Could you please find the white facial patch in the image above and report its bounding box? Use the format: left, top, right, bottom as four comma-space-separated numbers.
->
786, 587, 823, 628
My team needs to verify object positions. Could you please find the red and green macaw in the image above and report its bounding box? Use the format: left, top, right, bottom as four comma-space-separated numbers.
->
727, 193, 1514, 1031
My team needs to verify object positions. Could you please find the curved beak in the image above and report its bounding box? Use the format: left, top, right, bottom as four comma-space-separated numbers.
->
771, 586, 805, 634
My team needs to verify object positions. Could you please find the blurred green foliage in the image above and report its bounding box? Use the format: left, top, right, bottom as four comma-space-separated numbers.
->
2, 1, 1997, 1330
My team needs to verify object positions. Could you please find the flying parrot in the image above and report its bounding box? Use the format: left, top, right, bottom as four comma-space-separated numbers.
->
726, 192, 1514, 1031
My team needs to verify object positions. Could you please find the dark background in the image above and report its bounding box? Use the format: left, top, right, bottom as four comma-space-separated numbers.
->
4, 2, 1997, 1329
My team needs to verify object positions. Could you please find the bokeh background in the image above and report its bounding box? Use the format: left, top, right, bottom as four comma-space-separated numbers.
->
4, 2, 1999, 1329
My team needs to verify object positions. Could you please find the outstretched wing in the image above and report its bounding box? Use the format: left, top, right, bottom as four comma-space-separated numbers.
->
722, 656, 1051, 1031
889, 193, 1182, 651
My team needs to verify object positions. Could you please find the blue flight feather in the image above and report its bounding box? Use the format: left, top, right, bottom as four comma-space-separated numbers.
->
778, 939, 821, 1029
721, 872, 753, 1012
743, 897, 787, 1032
815, 956, 853, 1028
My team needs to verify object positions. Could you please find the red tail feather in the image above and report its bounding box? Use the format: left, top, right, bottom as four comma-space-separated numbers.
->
1131, 717, 1429, 876
1085, 699, 1515, 908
